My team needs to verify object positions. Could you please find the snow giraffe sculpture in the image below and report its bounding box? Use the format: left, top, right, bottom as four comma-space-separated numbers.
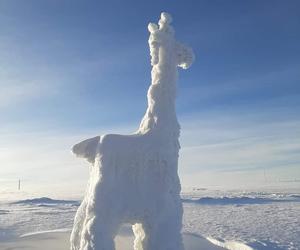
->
70, 12, 194, 250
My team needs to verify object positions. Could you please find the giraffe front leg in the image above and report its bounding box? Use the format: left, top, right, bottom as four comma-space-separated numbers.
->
132, 223, 145, 250
154, 213, 184, 250
79, 212, 120, 250
71, 197, 88, 250
143, 203, 184, 250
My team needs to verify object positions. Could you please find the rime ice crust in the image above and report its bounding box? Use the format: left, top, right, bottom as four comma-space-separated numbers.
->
70, 12, 194, 250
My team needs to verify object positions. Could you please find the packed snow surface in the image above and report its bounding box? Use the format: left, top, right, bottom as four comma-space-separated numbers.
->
0, 189, 299, 250
70, 12, 194, 250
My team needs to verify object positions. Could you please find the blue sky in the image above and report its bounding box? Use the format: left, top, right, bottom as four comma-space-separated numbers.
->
0, 0, 300, 197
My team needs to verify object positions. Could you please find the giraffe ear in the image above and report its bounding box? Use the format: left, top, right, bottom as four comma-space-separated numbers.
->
72, 136, 100, 164
160, 12, 172, 25
148, 23, 158, 33
176, 42, 195, 69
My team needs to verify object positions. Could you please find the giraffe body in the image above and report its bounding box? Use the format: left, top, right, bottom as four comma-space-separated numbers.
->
70, 12, 194, 250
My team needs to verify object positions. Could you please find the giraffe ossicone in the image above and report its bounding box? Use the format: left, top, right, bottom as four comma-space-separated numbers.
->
70, 12, 194, 250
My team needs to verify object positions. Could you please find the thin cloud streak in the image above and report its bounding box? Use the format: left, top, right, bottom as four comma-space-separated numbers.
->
179, 64, 300, 110
179, 111, 300, 187
1, 109, 299, 194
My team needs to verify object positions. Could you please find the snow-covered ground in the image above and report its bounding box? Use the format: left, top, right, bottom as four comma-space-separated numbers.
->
182, 188, 300, 250
0, 197, 79, 241
0, 188, 299, 250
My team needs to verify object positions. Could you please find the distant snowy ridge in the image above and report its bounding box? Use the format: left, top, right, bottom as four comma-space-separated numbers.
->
290, 194, 300, 198
182, 195, 300, 205
0, 209, 9, 214
11, 195, 300, 207
12, 197, 80, 206
207, 237, 253, 250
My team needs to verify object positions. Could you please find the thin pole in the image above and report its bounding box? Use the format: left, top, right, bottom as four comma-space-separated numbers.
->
18, 179, 21, 191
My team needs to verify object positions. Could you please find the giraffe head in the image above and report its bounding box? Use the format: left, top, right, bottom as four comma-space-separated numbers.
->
148, 12, 195, 69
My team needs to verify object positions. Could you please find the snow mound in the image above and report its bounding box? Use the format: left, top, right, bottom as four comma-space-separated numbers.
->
207, 237, 289, 250
20, 228, 71, 238
12, 197, 80, 206
207, 237, 253, 250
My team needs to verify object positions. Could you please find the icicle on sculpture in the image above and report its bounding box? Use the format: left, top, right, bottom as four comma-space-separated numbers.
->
70, 12, 194, 250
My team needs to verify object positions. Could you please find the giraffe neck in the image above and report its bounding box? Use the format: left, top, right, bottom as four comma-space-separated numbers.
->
138, 58, 180, 137
138, 14, 182, 138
